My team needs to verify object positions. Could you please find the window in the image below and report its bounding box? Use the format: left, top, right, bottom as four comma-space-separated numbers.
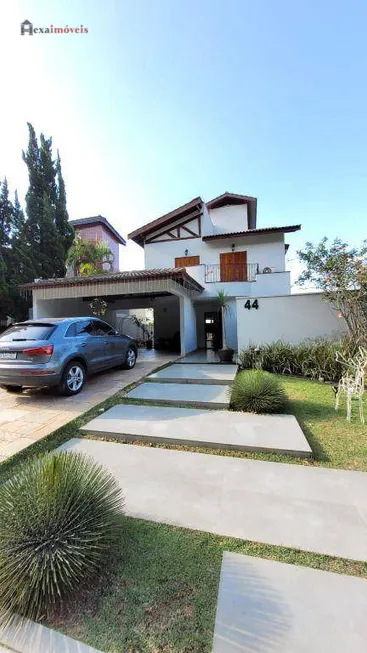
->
174, 255, 200, 267
64, 323, 77, 338
90, 320, 115, 336
75, 320, 94, 336
0, 323, 55, 342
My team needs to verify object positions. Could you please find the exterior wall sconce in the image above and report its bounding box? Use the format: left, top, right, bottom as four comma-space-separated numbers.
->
231, 243, 235, 252
184, 249, 189, 256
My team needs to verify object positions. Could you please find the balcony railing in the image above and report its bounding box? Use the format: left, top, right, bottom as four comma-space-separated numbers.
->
205, 263, 258, 283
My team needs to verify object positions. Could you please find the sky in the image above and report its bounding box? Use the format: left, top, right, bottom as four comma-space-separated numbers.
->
1, 0, 366, 286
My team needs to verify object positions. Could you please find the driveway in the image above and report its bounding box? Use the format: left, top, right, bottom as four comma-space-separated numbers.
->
0, 351, 176, 463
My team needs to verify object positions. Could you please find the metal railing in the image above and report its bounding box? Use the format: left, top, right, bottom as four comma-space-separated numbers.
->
204, 263, 258, 283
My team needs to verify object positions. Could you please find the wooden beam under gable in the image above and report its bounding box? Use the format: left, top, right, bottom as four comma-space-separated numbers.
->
145, 210, 202, 243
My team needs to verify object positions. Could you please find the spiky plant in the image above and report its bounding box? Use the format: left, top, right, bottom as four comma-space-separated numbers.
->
0, 451, 124, 623
231, 370, 287, 413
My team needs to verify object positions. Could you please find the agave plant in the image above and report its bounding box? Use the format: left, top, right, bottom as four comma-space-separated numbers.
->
231, 370, 287, 413
0, 451, 124, 623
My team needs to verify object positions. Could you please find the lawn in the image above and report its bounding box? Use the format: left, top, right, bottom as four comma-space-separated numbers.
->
48, 517, 367, 653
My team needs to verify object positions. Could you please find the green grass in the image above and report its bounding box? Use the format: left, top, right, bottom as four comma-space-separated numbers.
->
47, 516, 367, 653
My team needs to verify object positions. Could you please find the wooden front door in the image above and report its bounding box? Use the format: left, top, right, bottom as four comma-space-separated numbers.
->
175, 255, 200, 267
220, 251, 247, 282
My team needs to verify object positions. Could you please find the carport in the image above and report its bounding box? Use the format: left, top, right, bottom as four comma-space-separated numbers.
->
22, 269, 203, 356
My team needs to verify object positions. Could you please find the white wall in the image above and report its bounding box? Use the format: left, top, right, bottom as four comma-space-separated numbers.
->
180, 296, 197, 354
236, 293, 349, 350
145, 233, 285, 271
208, 204, 248, 234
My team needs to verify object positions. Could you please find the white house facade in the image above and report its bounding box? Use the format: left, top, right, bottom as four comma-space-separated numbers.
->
24, 192, 348, 355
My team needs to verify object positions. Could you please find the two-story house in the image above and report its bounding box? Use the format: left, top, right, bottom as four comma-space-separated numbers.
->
128, 192, 300, 351
25, 192, 347, 355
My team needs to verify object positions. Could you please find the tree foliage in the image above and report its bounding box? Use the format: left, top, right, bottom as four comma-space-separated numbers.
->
66, 236, 114, 276
297, 238, 367, 346
0, 124, 74, 322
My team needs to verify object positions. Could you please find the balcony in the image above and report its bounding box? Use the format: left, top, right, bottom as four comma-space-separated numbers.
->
205, 263, 258, 283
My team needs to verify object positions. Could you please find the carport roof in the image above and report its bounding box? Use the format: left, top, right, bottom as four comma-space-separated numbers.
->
21, 268, 204, 293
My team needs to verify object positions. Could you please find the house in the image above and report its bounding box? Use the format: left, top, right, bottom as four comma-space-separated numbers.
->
70, 215, 126, 271
23, 193, 348, 354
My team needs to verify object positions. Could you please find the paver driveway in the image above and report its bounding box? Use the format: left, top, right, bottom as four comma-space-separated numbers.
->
0, 351, 176, 462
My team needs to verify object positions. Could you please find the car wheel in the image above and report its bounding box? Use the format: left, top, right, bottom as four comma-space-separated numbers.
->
121, 347, 136, 370
59, 361, 86, 396
0, 384, 23, 393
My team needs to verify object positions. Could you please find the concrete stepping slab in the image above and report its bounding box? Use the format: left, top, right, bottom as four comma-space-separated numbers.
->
147, 363, 237, 385
0, 614, 101, 653
125, 382, 230, 408
60, 439, 367, 561
213, 551, 367, 652
80, 404, 312, 458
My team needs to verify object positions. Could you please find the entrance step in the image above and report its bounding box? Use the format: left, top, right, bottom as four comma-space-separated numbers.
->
146, 363, 237, 385
80, 404, 312, 458
213, 552, 367, 653
125, 382, 230, 408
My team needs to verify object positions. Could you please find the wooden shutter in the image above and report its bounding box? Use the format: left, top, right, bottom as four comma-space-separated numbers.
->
220, 252, 247, 282
175, 255, 200, 267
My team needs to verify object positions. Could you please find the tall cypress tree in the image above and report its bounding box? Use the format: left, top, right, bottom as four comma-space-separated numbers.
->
55, 151, 74, 255
22, 123, 73, 279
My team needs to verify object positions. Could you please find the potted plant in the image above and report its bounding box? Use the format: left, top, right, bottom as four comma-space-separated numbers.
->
217, 289, 234, 362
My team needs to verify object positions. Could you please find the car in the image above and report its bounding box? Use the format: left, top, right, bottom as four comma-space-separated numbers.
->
0, 317, 138, 396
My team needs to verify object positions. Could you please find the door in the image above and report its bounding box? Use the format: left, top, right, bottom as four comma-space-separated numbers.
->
204, 311, 222, 350
220, 251, 247, 282
89, 319, 118, 368
75, 319, 106, 371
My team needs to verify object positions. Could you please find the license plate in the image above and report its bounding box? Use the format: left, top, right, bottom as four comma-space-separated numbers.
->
0, 352, 17, 360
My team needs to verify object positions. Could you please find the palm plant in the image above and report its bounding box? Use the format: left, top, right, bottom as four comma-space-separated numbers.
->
66, 236, 114, 276
0, 451, 124, 623
217, 289, 231, 350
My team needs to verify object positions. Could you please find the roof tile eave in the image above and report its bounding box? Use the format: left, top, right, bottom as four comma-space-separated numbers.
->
21, 267, 204, 292
202, 224, 301, 240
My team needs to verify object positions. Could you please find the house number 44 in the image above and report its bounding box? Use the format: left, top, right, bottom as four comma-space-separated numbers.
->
244, 299, 259, 310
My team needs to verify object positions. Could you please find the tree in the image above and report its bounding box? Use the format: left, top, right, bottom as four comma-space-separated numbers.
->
66, 236, 114, 276
297, 237, 367, 345
55, 151, 74, 254
217, 289, 231, 350
22, 123, 74, 280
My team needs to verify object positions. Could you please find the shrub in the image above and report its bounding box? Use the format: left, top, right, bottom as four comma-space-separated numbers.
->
231, 370, 287, 413
238, 338, 357, 382
0, 451, 124, 623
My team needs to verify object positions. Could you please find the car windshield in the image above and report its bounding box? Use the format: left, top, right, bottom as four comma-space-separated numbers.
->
0, 324, 55, 342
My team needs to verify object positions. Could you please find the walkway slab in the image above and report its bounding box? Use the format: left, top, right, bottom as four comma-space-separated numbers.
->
80, 404, 312, 457
61, 439, 367, 561
147, 363, 237, 385
0, 614, 101, 653
213, 552, 367, 652
125, 382, 230, 408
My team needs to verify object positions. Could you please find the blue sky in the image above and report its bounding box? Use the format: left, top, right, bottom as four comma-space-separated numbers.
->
1, 0, 366, 277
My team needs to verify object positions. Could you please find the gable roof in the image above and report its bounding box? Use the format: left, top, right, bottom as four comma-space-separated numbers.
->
128, 197, 203, 247
70, 215, 126, 245
206, 192, 258, 229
